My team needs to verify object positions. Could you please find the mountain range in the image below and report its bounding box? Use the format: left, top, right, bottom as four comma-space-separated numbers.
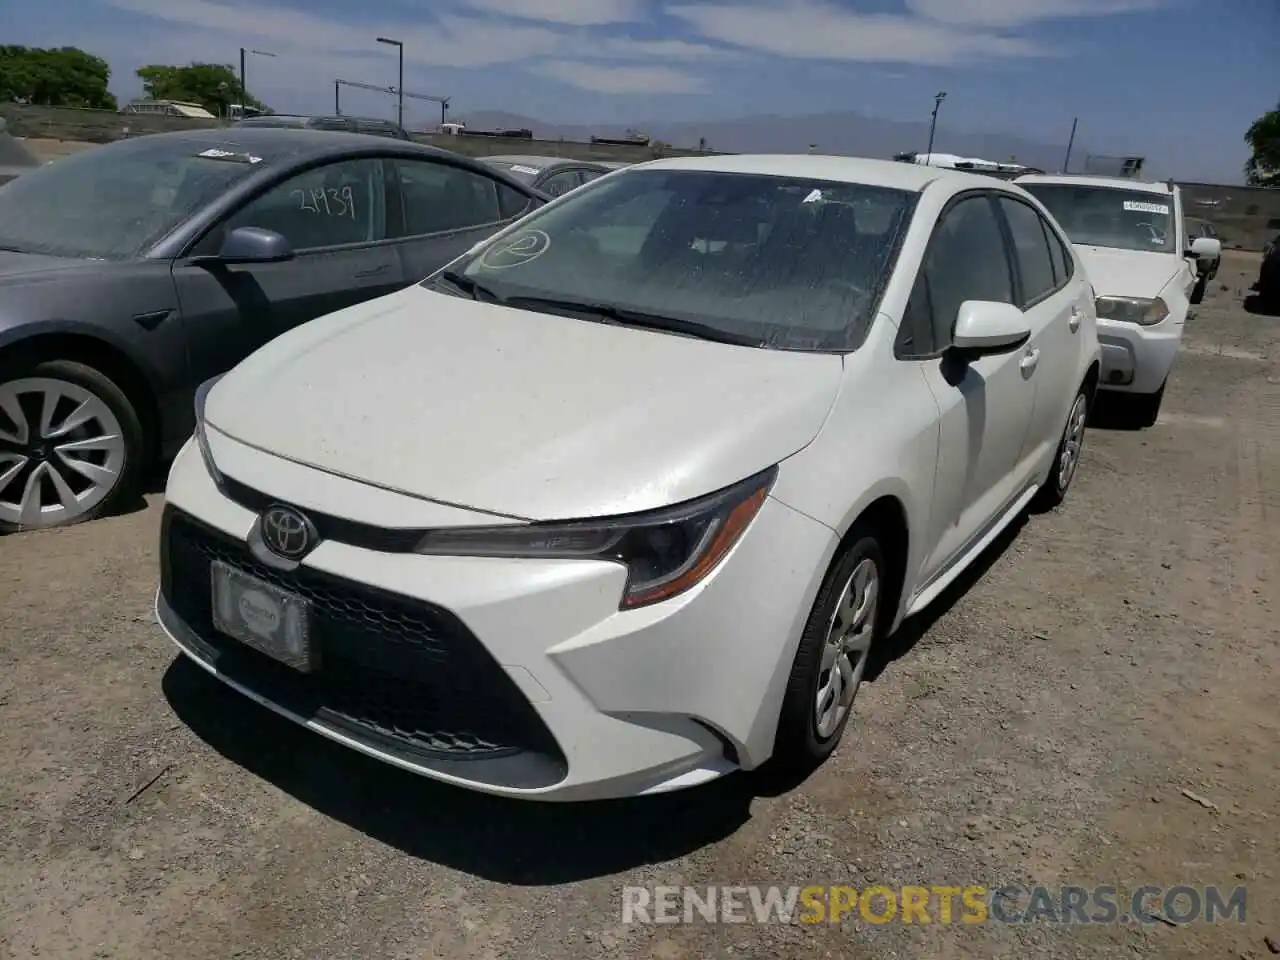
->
451, 109, 1089, 173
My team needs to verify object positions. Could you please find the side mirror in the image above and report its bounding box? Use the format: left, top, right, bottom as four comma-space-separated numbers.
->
199, 226, 295, 266
1189, 236, 1221, 261
950, 300, 1031, 358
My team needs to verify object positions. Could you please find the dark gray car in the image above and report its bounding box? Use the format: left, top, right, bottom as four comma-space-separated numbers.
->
0, 127, 545, 531
235, 115, 413, 140
0, 119, 41, 186
480, 156, 612, 197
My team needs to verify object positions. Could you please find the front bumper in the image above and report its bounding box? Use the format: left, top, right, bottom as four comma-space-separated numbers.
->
1095, 315, 1183, 396
156, 435, 836, 801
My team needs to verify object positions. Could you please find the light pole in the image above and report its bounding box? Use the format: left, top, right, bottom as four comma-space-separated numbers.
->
925, 91, 947, 161
238, 47, 275, 116
376, 37, 404, 128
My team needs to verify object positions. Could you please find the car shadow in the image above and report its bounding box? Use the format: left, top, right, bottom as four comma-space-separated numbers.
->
1086, 393, 1146, 432
162, 656, 790, 884
1243, 294, 1280, 318
863, 511, 1026, 684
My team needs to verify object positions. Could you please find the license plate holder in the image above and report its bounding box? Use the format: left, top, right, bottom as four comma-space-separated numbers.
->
210, 559, 315, 672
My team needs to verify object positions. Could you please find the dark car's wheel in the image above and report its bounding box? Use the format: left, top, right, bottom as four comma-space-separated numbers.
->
1033, 384, 1090, 511
772, 526, 888, 774
1190, 273, 1208, 305
1127, 380, 1166, 429
0, 359, 145, 532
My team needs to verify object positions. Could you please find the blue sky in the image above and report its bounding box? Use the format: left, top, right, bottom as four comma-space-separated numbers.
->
11, 0, 1279, 182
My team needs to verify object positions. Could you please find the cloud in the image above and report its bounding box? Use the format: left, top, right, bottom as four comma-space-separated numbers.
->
530, 61, 707, 93
592, 37, 739, 60
462, 0, 644, 25
101, 0, 568, 68
904, 0, 1168, 27
666, 0, 1044, 64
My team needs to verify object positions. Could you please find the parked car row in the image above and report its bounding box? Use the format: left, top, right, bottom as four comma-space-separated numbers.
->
0, 128, 1232, 803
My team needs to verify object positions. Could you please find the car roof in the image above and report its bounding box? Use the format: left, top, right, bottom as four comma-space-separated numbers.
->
633, 154, 987, 191
1016, 173, 1175, 196
483, 155, 604, 171
102, 126, 454, 166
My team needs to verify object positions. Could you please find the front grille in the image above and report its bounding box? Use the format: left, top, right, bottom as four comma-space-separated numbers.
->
160, 506, 566, 788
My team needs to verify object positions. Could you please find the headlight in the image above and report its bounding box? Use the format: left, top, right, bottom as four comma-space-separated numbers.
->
415, 467, 777, 609
1094, 296, 1169, 326
193, 374, 226, 484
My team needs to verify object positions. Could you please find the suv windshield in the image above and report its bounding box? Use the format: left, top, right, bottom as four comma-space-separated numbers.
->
1020, 182, 1176, 253
434, 168, 915, 351
0, 136, 265, 260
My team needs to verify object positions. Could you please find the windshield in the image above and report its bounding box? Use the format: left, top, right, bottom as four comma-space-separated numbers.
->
1020, 182, 1176, 253
0, 137, 266, 260
434, 168, 915, 351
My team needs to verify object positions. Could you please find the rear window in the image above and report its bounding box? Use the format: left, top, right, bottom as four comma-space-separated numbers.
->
1020, 182, 1176, 254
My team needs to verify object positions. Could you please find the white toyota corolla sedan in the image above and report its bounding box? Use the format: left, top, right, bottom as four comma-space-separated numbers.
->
156, 155, 1101, 801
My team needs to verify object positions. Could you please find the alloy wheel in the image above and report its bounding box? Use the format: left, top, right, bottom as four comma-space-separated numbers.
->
1058, 393, 1088, 492
0, 377, 127, 528
815, 556, 879, 739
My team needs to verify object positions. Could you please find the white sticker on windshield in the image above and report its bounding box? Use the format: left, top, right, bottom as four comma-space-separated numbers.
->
802, 188, 823, 203
510, 164, 541, 175
1123, 200, 1169, 215
197, 148, 262, 163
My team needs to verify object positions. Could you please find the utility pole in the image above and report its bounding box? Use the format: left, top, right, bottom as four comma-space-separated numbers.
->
1062, 117, 1079, 174
925, 91, 947, 161
334, 80, 340, 115
238, 48, 275, 116
376, 37, 404, 127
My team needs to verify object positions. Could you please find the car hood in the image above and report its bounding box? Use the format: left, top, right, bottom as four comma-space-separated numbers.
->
1074, 246, 1180, 299
0, 251, 98, 283
205, 287, 844, 521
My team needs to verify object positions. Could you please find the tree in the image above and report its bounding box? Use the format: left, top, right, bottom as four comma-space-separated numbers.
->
136, 62, 267, 117
1244, 100, 1280, 188
0, 45, 117, 109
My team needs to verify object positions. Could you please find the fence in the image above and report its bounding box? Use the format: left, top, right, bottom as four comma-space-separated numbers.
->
0, 103, 714, 163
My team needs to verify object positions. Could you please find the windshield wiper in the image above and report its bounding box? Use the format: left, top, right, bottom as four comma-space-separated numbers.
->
502, 295, 765, 347
431, 269, 506, 303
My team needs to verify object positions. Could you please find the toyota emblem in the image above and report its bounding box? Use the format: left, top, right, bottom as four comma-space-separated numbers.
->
259, 504, 315, 560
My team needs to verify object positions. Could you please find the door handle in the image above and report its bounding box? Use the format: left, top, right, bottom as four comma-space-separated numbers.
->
1020, 348, 1040, 375
1069, 308, 1081, 332
354, 263, 391, 279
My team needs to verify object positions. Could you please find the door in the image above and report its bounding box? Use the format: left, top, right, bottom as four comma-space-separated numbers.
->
994, 194, 1082, 485
387, 157, 537, 281
172, 156, 404, 387
895, 192, 1037, 584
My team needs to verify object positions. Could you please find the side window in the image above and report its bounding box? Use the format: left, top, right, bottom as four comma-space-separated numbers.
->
1045, 219, 1072, 284
997, 196, 1057, 305
497, 183, 533, 219
903, 195, 1014, 356
580, 169, 606, 185
539, 170, 581, 198
205, 158, 384, 253
393, 159, 505, 236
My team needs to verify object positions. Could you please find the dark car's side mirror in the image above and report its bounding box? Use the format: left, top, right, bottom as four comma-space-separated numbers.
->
218, 226, 295, 264
190, 226, 295, 267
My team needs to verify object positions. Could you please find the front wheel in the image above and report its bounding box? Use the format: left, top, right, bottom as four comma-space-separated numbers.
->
772, 529, 887, 774
1032, 386, 1090, 511
0, 360, 145, 532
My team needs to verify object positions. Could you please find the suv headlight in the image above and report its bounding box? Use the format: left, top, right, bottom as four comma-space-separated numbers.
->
193, 374, 225, 484
1094, 295, 1170, 326
415, 467, 777, 609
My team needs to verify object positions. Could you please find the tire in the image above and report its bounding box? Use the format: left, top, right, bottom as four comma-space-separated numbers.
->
772, 526, 889, 775
1128, 380, 1166, 429
1190, 273, 1208, 305
1032, 384, 1090, 512
0, 359, 145, 532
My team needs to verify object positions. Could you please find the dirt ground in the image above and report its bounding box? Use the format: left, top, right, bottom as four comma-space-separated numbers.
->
1, 253, 1277, 960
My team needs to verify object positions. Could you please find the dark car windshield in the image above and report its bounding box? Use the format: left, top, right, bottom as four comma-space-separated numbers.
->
1020, 182, 1176, 253
0, 136, 266, 260
434, 168, 915, 351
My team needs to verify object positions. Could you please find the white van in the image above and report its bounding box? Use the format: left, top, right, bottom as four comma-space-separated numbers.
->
1017, 174, 1220, 426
